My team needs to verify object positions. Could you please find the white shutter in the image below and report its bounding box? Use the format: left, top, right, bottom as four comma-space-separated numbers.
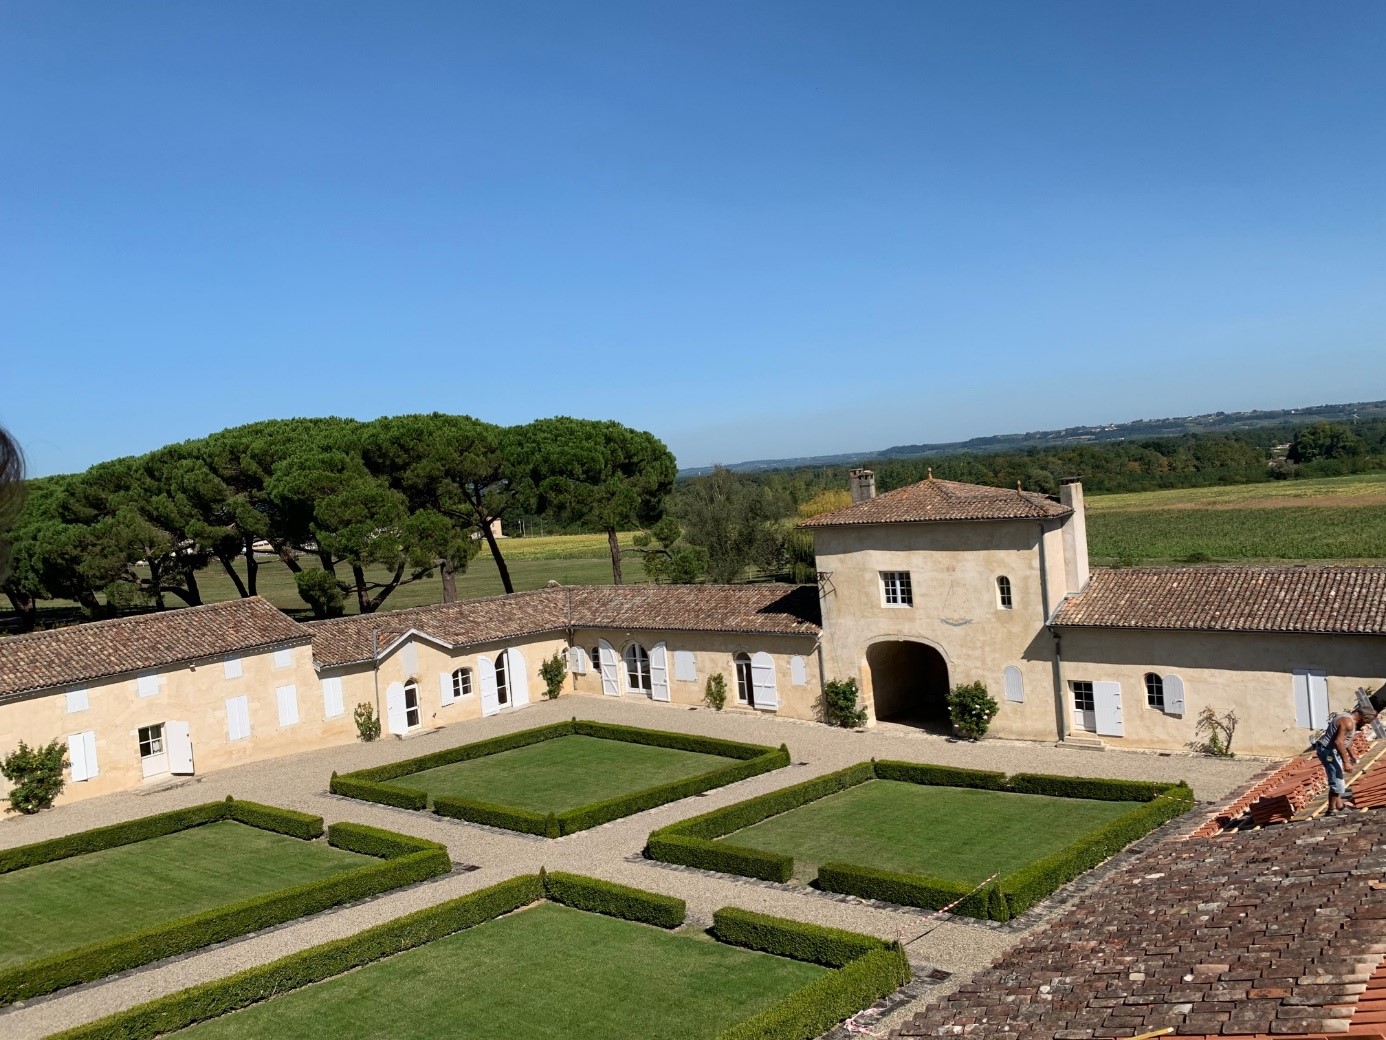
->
1163, 673, 1186, 716
322, 676, 345, 718
273, 648, 294, 670
508, 648, 530, 707
226, 696, 250, 741
439, 671, 455, 705
167, 721, 194, 774
598, 639, 620, 696
82, 730, 98, 779
1093, 681, 1124, 737
478, 656, 500, 716
650, 642, 671, 702
673, 650, 697, 683
1003, 665, 1024, 703
277, 685, 300, 726
1308, 671, 1329, 729
751, 651, 778, 710
223, 657, 242, 679
568, 646, 588, 674
1292, 671, 1312, 728
790, 656, 808, 686
65, 688, 90, 713
400, 641, 419, 675
385, 682, 408, 734
68, 733, 90, 782
137, 672, 160, 698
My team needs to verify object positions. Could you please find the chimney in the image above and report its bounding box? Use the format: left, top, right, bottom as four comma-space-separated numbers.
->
850, 469, 877, 504
1058, 478, 1089, 593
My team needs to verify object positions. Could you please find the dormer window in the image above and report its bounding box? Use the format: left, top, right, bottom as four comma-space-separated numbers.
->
997, 576, 1013, 609
881, 571, 913, 607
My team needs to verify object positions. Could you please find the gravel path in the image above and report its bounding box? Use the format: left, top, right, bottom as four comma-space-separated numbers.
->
0, 697, 1263, 1040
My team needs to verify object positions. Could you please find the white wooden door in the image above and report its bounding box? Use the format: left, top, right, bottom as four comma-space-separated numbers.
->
386, 682, 409, 735
508, 648, 530, 707
167, 721, 194, 775
649, 642, 671, 702
478, 656, 500, 716
598, 639, 620, 696
1093, 681, 1124, 737
750, 652, 778, 710
1072, 684, 1096, 733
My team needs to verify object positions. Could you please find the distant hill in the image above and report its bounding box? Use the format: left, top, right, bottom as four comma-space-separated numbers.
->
678, 399, 1386, 477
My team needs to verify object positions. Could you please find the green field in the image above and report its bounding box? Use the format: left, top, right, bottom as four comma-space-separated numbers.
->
391, 734, 734, 812
173, 902, 825, 1040
719, 781, 1142, 883
0, 822, 368, 970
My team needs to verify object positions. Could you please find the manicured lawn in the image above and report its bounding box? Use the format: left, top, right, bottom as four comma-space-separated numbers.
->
720, 780, 1143, 882
0, 821, 369, 970
391, 734, 735, 812
175, 902, 826, 1040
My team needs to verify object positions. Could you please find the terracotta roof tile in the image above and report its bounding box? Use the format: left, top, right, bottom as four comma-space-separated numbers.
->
0, 598, 310, 699
1051, 565, 1386, 636
567, 583, 820, 637
799, 476, 1071, 527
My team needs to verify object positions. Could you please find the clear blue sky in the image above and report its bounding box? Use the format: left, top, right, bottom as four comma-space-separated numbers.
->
3, 2, 1384, 476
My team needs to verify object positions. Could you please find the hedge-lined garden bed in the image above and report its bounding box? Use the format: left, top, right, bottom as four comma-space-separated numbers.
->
0, 798, 450, 1006
330, 719, 790, 837
647, 760, 1194, 920
47, 873, 907, 1040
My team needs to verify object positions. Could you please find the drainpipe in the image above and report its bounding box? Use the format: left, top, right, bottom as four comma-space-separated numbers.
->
1038, 521, 1067, 743
371, 629, 382, 726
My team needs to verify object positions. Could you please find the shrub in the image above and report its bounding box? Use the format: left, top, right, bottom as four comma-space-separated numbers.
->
326, 821, 447, 862
1188, 706, 1239, 758
872, 759, 1007, 790
1, 739, 67, 814
224, 799, 323, 840
823, 678, 867, 728
816, 862, 985, 917
1004, 773, 1183, 802
711, 907, 886, 967
432, 795, 553, 837
542, 871, 685, 928
295, 568, 344, 619
646, 832, 794, 883
353, 702, 381, 742
704, 673, 728, 710
329, 772, 426, 810
539, 651, 568, 699
947, 681, 999, 741
0, 802, 227, 875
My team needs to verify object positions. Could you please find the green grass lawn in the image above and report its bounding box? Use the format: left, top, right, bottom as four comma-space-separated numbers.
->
174, 902, 826, 1040
720, 781, 1143, 883
0, 821, 369, 970
390, 734, 735, 812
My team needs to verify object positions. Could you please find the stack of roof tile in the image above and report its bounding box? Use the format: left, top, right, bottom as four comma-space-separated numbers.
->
1246, 732, 1372, 825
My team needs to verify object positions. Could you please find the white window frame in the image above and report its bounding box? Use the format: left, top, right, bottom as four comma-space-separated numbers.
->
734, 653, 755, 705
65, 688, 90, 713
494, 654, 510, 706
403, 679, 422, 728
1072, 680, 1095, 712
881, 571, 913, 607
138, 723, 165, 759
623, 643, 652, 693
996, 575, 1013, 610
1144, 672, 1165, 711
452, 667, 473, 700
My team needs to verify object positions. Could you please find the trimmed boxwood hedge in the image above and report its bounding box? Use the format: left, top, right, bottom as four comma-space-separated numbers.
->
48, 876, 899, 1040
647, 760, 1195, 920
331, 719, 790, 837
541, 869, 686, 928
0, 801, 450, 1007
0, 801, 229, 875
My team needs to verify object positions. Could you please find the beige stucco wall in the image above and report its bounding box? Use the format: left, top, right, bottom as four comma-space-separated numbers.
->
0, 639, 339, 807
811, 518, 1065, 739
1058, 627, 1386, 757
568, 627, 823, 722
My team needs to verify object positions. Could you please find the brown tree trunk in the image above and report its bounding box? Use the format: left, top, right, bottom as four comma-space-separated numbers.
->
216, 550, 250, 598
5, 589, 36, 631
244, 535, 259, 596
439, 557, 457, 603
180, 562, 202, 605
352, 564, 371, 614
147, 558, 167, 610
607, 527, 623, 585
274, 541, 302, 573
480, 520, 514, 594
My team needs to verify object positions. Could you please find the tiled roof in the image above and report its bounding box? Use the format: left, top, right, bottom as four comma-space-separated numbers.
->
0, 598, 310, 699
799, 476, 1071, 528
1051, 565, 1386, 636
308, 583, 822, 668
899, 808, 1386, 1039
568, 583, 821, 637
308, 588, 571, 668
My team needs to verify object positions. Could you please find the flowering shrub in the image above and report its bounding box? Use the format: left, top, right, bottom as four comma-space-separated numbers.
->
947, 681, 999, 741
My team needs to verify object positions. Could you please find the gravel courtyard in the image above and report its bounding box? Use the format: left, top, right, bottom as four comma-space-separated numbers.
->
0, 696, 1263, 1040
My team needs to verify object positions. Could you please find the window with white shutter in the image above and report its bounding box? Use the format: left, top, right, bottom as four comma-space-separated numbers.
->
226, 696, 251, 741
568, 646, 588, 674
136, 672, 160, 698
273, 648, 293, 670
223, 657, 243, 679
673, 650, 698, 683
321, 676, 345, 718
65, 688, 90, 713
1003, 665, 1024, 703
400, 641, 419, 675
68, 731, 98, 781
790, 656, 808, 686
276, 685, 300, 727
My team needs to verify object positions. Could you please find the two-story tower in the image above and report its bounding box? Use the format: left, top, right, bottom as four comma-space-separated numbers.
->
801, 471, 1090, 739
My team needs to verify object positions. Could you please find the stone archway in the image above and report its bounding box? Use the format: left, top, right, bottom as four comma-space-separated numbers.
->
867, 640, 951, 729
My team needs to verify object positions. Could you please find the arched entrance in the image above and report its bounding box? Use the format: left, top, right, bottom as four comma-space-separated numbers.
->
867, 640, 950, 729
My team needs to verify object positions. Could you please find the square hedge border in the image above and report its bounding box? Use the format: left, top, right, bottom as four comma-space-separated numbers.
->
0, 798, 450, 1006
330, 719, 791, 837
46, 870, 910, 1040
646, 760, 1195, 921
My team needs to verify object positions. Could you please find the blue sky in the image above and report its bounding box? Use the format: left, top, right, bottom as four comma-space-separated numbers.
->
3, 2, 1384, 476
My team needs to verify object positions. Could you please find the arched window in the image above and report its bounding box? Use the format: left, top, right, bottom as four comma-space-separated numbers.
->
403, 678, 422, 728
494, 654, 510, 706
734, 653, 755, 706
451, 667, 473, 700
996, 576, 1013, 609
624, 643, 651, 692
591, 646, 602, 674
1144, 672, 1165, 710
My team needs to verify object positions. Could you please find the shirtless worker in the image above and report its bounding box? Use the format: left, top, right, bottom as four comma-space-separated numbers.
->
1314, 705, 1374, 814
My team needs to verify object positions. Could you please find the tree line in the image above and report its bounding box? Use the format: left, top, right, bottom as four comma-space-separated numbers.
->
2, 414, 675, 629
